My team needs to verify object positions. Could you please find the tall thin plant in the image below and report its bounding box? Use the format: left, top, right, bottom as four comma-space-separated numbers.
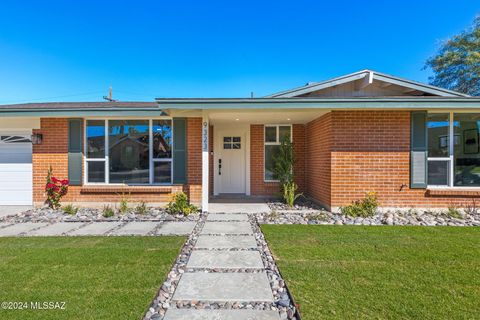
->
273, 133, 302, 207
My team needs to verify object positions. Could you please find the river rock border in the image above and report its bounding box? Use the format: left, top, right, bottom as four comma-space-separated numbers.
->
143, 213, 207, 320
257, 209, 480, 227
249, 214, 299, 320
1, 207, 199, 224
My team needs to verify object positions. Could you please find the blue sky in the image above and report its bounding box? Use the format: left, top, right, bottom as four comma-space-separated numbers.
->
0, 1, 478, 103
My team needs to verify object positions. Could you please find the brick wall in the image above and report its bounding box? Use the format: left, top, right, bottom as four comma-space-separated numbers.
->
32, 118, 199, 205
306, 113, 332, 208
305, 111, 478, 210
209, 125, 214, 196
186, 117, 202, 204
250, 124, 306, 197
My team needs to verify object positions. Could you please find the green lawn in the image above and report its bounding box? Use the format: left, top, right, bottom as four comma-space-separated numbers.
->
262, 225, 480, 320
0, 236, 185, 320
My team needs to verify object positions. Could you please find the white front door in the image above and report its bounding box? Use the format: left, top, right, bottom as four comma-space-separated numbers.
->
215, 129, 246, 194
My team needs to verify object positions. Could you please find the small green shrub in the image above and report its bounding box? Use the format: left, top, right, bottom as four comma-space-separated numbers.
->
340, 192, 378, 217
446, 206, 463, 219
119, 194, 129, 214
166, 192, 198, 216
283, 181, 303, 207
63, 204, 78, 215
102, 205, 115, 218
135, 202, 148, 215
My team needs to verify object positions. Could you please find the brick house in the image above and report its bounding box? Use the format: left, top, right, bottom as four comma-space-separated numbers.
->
1, 70, 480, 211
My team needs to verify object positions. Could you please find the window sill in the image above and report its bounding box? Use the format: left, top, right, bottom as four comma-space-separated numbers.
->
427, 188, 480, 197
81, 185, 179, 194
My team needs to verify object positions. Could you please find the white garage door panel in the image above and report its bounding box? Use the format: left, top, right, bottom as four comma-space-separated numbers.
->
0, 191, 32, 204
0, 164, 33, 174
0, 135, 33, 205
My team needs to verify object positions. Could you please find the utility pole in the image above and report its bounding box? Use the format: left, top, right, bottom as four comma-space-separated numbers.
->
103, 86, 117, 102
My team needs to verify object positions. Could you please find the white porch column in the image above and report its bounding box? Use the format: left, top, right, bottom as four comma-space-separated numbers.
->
201, 114, 209, 212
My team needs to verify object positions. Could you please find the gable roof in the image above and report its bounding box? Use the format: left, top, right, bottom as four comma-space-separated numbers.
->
265, 69, 470, 98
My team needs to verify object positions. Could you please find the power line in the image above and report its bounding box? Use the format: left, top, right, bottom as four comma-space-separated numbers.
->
0, 90, 106, 104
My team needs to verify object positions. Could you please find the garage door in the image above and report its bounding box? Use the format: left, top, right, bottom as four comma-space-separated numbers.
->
0, 134, 33, 205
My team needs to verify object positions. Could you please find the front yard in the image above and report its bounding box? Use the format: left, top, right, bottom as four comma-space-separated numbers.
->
262, 225, 480, 319
0, 236, 185, 320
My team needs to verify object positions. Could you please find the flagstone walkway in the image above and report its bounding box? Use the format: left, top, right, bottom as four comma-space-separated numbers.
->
163, 213, 281, 320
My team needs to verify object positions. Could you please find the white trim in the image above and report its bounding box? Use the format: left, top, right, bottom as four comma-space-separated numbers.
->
266, 69, 470, 98
263, 124, 292, 182
427, 111, 480, 188
83, 117, 173, 186
201, 114, 209, 212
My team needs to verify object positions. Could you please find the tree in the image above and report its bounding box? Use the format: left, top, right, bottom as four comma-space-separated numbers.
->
425, 16, 480, 96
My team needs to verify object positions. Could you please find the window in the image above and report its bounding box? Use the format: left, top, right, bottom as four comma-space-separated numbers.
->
454, 114, 480, 186
427, 112, 480, 188
223, 136, 241, 149
264, 125, 291, 181
85, 119, 173, 184
427, 113, 450, 186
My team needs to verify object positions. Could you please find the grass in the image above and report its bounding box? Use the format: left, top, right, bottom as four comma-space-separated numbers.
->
261, 225, 480, 320
0, 236, 185, 320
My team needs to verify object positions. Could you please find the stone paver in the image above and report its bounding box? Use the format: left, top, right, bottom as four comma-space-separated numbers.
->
172, 272, 274, 302
187, 250, 264, 269
208, 203, 270, 214
27, 222, 86, 236
200, 221, 253, 235
195, 235, 257, 249
112, 221, 159, 235
157, 222, 196, 235
164, 309, 280, 320
69, 222, 122, 236
207, 213, 249, 221
0, 206, 32, 219
0, 222, 48, 236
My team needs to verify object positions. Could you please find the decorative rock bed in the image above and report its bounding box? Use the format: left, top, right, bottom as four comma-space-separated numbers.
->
0, 207, 200, 224
257, 206, 480, 227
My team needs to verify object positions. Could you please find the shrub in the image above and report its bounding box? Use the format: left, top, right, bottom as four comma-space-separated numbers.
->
135, 202, 148, 215
102, 205, 114, 218
118, 192, 130, 214
166, 192, 198, 216
446, 206, 463, 219
273, 133, 302, 207
45, 166, 69, 209
340, 192, 379, 217
63, 204, 78, 215
283, 181, 302, 207
464, 199, 479, 216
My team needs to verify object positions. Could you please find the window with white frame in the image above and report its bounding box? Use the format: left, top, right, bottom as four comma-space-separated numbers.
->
427, 112, 480, 187
85, 119, 173, 184
264, 125, 292, 181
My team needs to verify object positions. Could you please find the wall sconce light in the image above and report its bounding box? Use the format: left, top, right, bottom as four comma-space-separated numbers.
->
31, 133, 43, 145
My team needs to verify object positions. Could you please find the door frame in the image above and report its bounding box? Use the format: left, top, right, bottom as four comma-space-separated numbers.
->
213, 123, 250, 196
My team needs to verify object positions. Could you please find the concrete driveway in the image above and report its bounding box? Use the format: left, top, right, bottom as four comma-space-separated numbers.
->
0, 206, 31, 219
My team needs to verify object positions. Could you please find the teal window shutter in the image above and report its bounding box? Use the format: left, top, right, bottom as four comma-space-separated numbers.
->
68, 119, 83, 186
173, 118, 187, 184
410, 111, 427, 188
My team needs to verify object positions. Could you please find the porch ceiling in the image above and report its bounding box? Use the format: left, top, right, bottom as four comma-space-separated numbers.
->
207, 108, 327, 125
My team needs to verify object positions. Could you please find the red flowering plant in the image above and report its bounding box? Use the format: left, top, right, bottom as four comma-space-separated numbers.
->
45, 166, 69, 209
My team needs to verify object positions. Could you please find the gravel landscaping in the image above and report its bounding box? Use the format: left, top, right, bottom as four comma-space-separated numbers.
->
261, 202, 480, 226
0, 206, 200, 223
